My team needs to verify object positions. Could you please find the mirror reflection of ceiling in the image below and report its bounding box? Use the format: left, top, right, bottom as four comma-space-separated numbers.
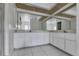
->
25, 3, 57, 10
18, 11, 42, 21
17, 3, 76, 16
30, 14, 42, 20
62, 6, 76, 16
16, 3, 76, 22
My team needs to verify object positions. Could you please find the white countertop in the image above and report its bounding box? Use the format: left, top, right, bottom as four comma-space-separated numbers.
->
14, 30, 76, 34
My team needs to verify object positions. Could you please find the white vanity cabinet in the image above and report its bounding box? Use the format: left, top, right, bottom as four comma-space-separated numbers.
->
64, 33, 76, 55
49, 32, 54, 45
50, 33, 65, 50
14, 33, 25, 48
53, 33, 65, 50
24, 33, 32, 47
65, 40, 76, 55
31, 33, 44, 46
14, 32, 49, 49
53, 38, 65, 50
31, 33, 49, 46
65, 33, 76, 40
50, 32, 76, 55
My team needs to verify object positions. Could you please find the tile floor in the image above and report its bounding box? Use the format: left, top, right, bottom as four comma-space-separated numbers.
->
12, 44, 71, 56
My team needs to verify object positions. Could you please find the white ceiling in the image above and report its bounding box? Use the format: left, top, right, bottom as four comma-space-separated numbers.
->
29, 3, 56, 10
62, 6, 76, 16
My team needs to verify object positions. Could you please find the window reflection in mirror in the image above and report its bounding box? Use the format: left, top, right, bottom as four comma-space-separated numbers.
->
16, 12, 31, 31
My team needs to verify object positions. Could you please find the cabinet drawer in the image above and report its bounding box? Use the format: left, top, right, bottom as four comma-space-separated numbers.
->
14, 33, 25, 38
54, 33, 64, 39
65, 34, 76, 40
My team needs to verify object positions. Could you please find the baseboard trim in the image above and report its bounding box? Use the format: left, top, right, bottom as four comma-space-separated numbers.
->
49, 43, 73, 56
14, 43, 49, 50
14, 43, 73, 56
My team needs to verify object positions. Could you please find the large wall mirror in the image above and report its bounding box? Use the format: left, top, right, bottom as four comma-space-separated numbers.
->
46, 18, 76, 33
16, 12, 31, 31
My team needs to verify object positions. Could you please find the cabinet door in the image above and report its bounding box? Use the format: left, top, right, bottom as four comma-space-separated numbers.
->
58, 38, 64, 50
14, 34, 25, 48
24, 33, 32, 47
53, 38, 64, 50
31, 33, 41, 46
42, 33, 49, 44
31, 33, 49, 46
53, 38, 58, 47
65, 40, 76, 55
49, 33, 54, 44
14, 38, 24, 48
